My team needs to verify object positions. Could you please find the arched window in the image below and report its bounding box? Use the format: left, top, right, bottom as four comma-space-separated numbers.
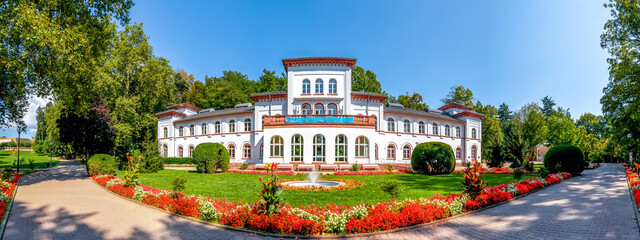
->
472, 128, 477, 139
456, 126, 461, 137
163, 127, 168, 138
335, 134, 347, 162
328, 79, 337, 94
403, 119, 411, 133
355, 136, 369, 157
162, 144, 168, 157
327, 104, 337, 115
418, 121, 425, 134
228, 144, 236, 159
301, 104, 312, 115
387, 144, 396, 160
445, 125, 451, 136
229, 120, 236, 133
270, 136, 283, 157
314, 103, 324, 115
387, 118, 395, 132
244, 118, 251, 132
260, 143, 264, 159
189, 124, 195, 136
302, 79, 311, 94
315, 79, 323, 94
471, 145, 478, 160
432, 123, 439, 135
455, 147, 462, 159
201, 123, 207, 135
402, 144, 411, 159
243, 143, 251, 159
177, 146, 184, 157
375, 144, 379, 159
179, 126, 184, 137
313, 134, 325, 162
188, 145, 194, 157
215, 121, 221, 133
291, 134, 303, 161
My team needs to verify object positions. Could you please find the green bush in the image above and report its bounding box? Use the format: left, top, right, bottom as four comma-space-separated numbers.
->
86, 154, 117, 176
194, 143, 230, 173
163, 157, 197, 165
513, 168, 524, 180
411, 142, 456, 174
544, 145, 587, 175
130, 150, 164, 173
588, 151, 603, 163
380, 180, 403, 198
172, 175, 188, 192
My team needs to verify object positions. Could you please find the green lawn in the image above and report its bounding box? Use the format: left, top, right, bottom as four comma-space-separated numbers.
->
119, 169, 536, 207
0, 150, 59, 169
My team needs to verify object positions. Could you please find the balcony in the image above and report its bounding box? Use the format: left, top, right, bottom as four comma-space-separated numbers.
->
263, 115, 375, 128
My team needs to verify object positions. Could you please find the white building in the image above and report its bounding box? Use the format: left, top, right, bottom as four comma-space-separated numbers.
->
156, 57, 483, 167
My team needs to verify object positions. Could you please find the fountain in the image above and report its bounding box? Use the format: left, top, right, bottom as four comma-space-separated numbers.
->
280, 170, 345, 188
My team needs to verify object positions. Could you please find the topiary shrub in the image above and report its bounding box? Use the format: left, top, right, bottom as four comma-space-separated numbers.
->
544, 145, 587, 175
411, 142, 455, 174
130, 149, 164, 173
194, 143, 230, 173
86, 154, 117, 176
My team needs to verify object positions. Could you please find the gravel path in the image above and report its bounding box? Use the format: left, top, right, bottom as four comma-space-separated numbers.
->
2, 161, 638, 239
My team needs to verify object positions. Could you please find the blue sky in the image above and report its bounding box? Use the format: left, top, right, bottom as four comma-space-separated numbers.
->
2, 0, 611, 138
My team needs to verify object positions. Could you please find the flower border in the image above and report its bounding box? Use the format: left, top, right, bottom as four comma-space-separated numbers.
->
92, 172, 571, 236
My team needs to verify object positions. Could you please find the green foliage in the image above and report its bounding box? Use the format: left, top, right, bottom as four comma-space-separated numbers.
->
388, 92, 429, 110
194, 143, 230, 173
132, 140, 164, 173
351, 163, 360, 172
240, 163, 248, 170
386, 164, 394, 172
544, 145, 587, 175
28, 159, 34, 170
0, 0, 133, 127
57, 100, 116, 159
601, 0, 640, 160
172, 175, 188, 192
351, 66, 382, 93
257, 69, 287, 92
163, 157, 196, 165
546, 115, 578, 147
462, 161, 485, 197
502, 103, 547, 168
186, 71, 259, 110
86, 154, 117, 176
588, 151, 603, 163
497, 103, 513, 124
380, 180, 403, 199
513, 168, 524, 180
123, 153, 141, 187
441, 85, 475, 108
475, 101, 504, 165
257, 164, 284, 215
411, 142, 455, 174
540, 96, 556, 119
538, 167, 549, 178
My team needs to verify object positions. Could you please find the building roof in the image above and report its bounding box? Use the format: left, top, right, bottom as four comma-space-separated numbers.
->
438, 103, 474, 111
383, 106, 462, 122
173, 106, 255, 124
282, 57, 357, 71
167, 103, 200, 112
154, 110, 187, 118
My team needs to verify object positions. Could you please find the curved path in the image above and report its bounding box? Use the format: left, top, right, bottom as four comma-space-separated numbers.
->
2, 161, 639, 239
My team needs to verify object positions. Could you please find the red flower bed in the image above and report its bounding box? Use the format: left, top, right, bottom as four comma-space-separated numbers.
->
334, 170, 410, 175
228, 169, 295, 175
91, 171, 571, 236
0, 174, 19, 222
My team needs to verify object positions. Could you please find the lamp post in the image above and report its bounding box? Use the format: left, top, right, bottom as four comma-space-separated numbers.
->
16, 122, 26, 173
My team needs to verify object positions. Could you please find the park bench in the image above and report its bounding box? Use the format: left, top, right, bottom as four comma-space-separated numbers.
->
339, 164, 352, 171
297, 164, 315, 171
277, 164, 293, 171
319, 164, 337, 171
254, 164, 266, 170
362, 164, 380, 171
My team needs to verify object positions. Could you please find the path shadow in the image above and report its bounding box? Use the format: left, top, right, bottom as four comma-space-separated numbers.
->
16, 160, 89, 187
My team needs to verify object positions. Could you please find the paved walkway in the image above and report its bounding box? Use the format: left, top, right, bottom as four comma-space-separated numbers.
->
3, 162, 639, 239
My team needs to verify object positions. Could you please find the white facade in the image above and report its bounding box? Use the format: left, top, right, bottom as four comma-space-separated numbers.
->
156, 57, 483, 166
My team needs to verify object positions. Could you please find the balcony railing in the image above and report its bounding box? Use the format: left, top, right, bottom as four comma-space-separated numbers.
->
263, 115, 375, 127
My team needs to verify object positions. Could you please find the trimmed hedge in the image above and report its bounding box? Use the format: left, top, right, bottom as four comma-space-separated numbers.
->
87, 154, 117, 176
411, 142, 455, 174
194, 143, 230, 173
163, 157, 197, 165
544, 145, 587, 175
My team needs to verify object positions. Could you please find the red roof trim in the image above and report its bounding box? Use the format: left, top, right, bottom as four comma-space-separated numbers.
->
454, 111, 484, 120
282, 57, 357, 69
350, 93, 388, 103
167, 103, 200, 112
155, 111, 186, 119
251, 93, 288, 102
438, 103, 474, 111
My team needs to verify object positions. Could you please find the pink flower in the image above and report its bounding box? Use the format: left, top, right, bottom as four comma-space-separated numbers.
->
259, 177, 263, 182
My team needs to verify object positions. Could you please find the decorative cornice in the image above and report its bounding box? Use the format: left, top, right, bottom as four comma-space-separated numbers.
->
282, 57, 357, 70
167, 103, 200, 112
454, 111, 484, 120
155, 110, 186, 119
438, 103, 474, 111
351, 92, 388, 103
251, 93, 288, 102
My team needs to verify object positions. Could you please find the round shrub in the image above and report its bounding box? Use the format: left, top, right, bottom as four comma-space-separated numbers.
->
194, 143, 230, 173
86, 154, 117, 176
411, 142, 456, 174
544, 145, 587, 175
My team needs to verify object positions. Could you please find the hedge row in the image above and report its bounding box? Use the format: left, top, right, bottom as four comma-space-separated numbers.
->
162, 157, 197, 165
